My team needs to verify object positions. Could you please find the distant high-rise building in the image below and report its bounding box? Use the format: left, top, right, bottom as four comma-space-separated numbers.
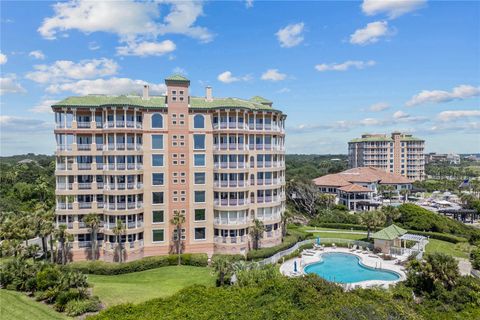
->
52, 75, 286, 262
348, 132, 425, 181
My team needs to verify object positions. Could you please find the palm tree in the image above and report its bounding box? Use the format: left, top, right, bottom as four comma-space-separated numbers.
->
400, 189, 409, 203
54, 224, 69, 265
249, 219, 265, 250
381, 206, 401, 226
281, 209, 293, 237
360, 210, 385, 240
212, 256, 232, 286
84, 213, 102, 261
170, 210, 186, 265
112, 219, 125, 263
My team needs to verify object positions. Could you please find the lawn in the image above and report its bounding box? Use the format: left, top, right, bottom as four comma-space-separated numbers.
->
88, 265, 215, 306
0, 289, 69, 320
425, 239, 472, 259
295, 226, 368, 241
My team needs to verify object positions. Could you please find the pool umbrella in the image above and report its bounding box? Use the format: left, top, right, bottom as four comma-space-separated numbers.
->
294, 261, 298, 272
316, 237, 321, 245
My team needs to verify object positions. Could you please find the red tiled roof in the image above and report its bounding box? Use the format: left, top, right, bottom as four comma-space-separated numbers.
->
338, 184, 373, 193
313, 167, 412, 187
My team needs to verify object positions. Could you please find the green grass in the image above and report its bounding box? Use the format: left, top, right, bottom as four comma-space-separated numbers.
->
0, 289, 69, 320
296, 226, 367, 240
88, 265, 215, 306
425, 239, 472, 259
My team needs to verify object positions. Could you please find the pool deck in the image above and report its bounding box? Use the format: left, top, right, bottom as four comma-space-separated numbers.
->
279, 247, 407, 290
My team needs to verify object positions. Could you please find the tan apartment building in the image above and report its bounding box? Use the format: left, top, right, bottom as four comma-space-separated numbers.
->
348, 132, 425, 181
52, 75, 286, 262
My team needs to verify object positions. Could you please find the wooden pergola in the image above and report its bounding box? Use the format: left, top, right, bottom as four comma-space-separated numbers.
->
438, 209, 478, 223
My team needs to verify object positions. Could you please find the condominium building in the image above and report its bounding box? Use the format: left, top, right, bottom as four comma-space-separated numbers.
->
52, 75, 286, 262
348, 132, 425, 181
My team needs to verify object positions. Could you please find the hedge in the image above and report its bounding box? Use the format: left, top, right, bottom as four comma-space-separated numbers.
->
307, 223, 468, 244
406, 230, 467, 244
66, 253, 208, 275
246, 229, 313, 260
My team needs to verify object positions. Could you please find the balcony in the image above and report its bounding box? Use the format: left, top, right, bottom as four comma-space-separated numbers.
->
78, 202, 92, 209
213, 218, 248, 225
78, 183, 92, 190
77, 122, 91, 128
214, 236, 247, 244
77, 144, 91, 151
57, 203, 73, 210
78, 163, 92, 170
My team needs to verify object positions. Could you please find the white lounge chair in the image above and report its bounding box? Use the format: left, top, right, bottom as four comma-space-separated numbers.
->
349, 245, 357, 252
332, 243, 337, 249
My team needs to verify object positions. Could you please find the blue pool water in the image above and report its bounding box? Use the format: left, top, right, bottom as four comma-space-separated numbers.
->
303, 253, 400, 284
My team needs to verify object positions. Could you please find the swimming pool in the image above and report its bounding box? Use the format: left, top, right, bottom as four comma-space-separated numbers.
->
303, 252, 400, 284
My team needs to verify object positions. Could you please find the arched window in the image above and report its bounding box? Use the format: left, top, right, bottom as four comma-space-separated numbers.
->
193, 114, 205, 129
152, 114, 163, 128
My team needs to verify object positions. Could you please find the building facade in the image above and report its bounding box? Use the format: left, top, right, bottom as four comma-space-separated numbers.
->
348, 132, 425, 181
52, 75, 286, 262
313, 167, 413, 211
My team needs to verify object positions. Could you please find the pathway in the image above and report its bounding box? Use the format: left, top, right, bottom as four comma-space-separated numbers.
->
305, 229, 367, 235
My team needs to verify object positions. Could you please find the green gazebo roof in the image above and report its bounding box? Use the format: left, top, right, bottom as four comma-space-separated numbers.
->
371, 224, 408, 240
165, 74, 189, 82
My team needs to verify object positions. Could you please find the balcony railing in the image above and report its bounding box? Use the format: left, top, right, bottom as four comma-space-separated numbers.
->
77, 122, 91, 128
79, 202, 92, 209
77, 144, 91, 151
78, 163, 92, 170
78, 183, 92, 190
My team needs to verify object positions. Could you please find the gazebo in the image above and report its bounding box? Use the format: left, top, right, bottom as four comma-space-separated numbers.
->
371, 224, 428, 256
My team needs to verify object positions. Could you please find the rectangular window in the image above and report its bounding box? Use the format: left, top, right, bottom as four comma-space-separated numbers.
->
152, 173, 164, 186
153, 210, 164, 223
152, 135, 163, 149
194, 209, 205, 221
193, 134, 205, 150
194, 227, 206, 240
152, 229, 164, 242
194, 172, 205, 184
194, 154, 205, 166
152, 155, 163, 166
194, 191, 206, 203
152, 192, 164, 204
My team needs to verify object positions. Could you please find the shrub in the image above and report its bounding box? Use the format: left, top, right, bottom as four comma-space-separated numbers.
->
246, 229, 312, 260
471, 247, 480, 270
54, 288, 84, 312
36, 265, 61, 291
66, 253, 208, 275
65, 296, 101, 316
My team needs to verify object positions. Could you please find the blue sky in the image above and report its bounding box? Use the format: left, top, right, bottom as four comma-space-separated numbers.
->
1, 0, 479, 156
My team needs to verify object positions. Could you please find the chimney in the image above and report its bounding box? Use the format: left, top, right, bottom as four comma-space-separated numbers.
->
142, 84, 149, 100
205, 86, 213, 102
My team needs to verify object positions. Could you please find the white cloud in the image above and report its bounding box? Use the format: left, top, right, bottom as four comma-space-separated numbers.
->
245, 0, 254, 8
350, 21, 391, 45
359, 118, 387, 126
46, 77, 166, 96
0, 75, 27, 95
0, 52, 7, 65
29, 50, 46, 60
38, 0, 213, 43
29, 99, 59, 113
393, 110, 409, 119
172, 67, 187, 75
261, 69, 287, 81
26, 58, 119, 84
217, 71, 251, 84
277, 87, 291, 94
437, 110, 480, 122
88, 41, 100, 50
275, 22, 305, 48
369, 102, 390, 112
116, 40, 176, 56
315, 60, 376, 72
362, 0, 426, 19
406, 84, 480, 107
0, 115, 52, 132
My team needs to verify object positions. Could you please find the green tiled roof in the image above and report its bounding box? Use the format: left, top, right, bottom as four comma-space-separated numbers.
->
349, 136, 393, 143
400, 136, 424, 142
250, 96, 272, 104
371, 224, 407, 240
52, 95, 283, 112
165, 74, 189, 82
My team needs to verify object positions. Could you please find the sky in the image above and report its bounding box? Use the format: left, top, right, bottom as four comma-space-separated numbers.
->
0, 0, 479, 156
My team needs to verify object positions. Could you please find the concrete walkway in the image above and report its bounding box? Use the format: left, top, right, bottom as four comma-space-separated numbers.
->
455, 258, 472, 276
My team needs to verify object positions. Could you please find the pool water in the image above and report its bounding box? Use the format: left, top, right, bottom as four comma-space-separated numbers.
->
303, 253, 400, 284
